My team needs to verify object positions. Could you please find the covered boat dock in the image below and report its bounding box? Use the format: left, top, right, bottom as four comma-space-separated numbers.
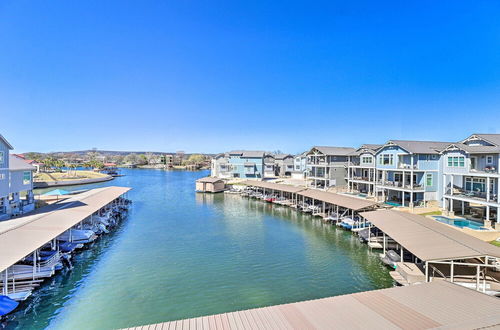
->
127, 281, 500, 329
360, 209, 500, 292
242, 181, 378, 219
0, 186, 131, 299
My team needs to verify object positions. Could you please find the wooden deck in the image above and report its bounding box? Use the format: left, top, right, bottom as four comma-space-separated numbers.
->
125, 281, 500, 329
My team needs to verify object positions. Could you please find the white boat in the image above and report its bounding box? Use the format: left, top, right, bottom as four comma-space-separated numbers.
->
5, 289, 32, 302
57, 229, 97, 244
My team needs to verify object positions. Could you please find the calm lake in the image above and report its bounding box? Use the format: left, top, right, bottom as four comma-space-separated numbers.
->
7, 169, 392, 329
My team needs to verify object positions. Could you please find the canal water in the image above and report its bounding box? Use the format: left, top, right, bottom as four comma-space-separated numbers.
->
7, 169, 393, 329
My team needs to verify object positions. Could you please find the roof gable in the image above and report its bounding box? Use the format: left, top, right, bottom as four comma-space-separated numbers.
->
0, 134, 13, 150
378, 140, 451, 155
308, 146, 356, 156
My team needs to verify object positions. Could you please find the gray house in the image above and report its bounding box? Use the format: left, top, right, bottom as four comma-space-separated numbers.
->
441, 134, 500, 227
306, 146, 355, 190
346, 144, 383, 196
0, 134, 36, 220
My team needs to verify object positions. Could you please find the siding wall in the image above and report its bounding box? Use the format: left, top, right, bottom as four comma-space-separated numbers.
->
9, 170, 33, 193
0, 140, 10, 199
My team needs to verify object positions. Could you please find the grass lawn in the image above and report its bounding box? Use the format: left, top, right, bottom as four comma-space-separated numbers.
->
419, 210, 442, 216
490, 240, 500, 247
34, 170, 108, 182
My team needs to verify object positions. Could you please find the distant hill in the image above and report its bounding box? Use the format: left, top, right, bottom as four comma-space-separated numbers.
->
25, 150, 215, 157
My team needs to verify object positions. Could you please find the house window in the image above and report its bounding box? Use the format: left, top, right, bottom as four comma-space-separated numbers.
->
447, 156, 465, 167
426, 174, 433, 186
465, 177, 486, 192
0, 151, 3, 165
23, 171, 31, 185
361, 156, 372, 164
0, 173, 4, 180
486, 156, 493, 164
379, 154, 393, 165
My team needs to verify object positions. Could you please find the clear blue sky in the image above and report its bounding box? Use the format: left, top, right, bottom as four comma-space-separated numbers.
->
1, 1, 499, 154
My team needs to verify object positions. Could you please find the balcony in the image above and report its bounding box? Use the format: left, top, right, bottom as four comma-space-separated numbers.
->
469, 166, 499, 175
378, 181, 424, 191
445, 188, 499, 204
350, 176, 374, 183
398, 163, 418, 170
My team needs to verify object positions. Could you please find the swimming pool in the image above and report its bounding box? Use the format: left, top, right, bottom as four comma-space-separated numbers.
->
433, 216, 486, 230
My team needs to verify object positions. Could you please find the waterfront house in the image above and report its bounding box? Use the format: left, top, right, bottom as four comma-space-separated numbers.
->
440, 134, 500, 228
346, 144, 383, 197
211, 150, 266, 179
306, 146, 355, 190
0, 135, 36, 220
291, 151, 308, 179
160, 154, 174, 168
263, 154, 276, 178
374, 140, 451, 208
274, 154, 294, 177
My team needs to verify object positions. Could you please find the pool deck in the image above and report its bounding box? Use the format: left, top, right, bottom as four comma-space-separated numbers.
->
126, 281, 500, 329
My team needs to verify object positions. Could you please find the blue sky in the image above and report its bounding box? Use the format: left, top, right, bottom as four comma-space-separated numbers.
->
1, 1, 499, 154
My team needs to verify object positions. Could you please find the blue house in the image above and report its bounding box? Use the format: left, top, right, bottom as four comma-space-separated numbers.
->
375, 140, 451, 208
0, 134, 36, 220
211, 150, 266, 179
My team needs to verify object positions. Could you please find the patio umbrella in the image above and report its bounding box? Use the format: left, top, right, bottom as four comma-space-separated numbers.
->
42, 189, 70, 196
42, 189, 71, 200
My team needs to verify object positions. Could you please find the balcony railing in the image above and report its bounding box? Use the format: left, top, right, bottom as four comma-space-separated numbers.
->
398, 163, 418, 170
351, 176, 373, 182
445, 188, 499, 204
378, 181, 424, 190
469, 167, 498, 175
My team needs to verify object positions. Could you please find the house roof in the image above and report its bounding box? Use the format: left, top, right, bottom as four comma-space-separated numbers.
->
133, 281, 500, 330
228, 150, 266, 158
0, 134, 13, 150
349, 144, 384, 156
462, 133, 500, 146
360, 210, 500, 261
9, 155, 36, 171
381, 140, 452, 155
273, 153, 293, 160
309, 146, 356, 156
441, 143, 500, 154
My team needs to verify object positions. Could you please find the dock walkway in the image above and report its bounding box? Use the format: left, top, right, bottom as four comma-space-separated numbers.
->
127, 281, 500, 329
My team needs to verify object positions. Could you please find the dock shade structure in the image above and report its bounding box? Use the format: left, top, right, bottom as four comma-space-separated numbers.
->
195, 177, 226, 193
0, 186, 131, 274
297, 189, 378, 219
241, 180, 307, 207
129, 281, 500, 329
360, 209, 500, 290
240, 180, 306, 194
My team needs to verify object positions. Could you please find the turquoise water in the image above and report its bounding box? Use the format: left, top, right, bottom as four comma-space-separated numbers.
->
433, 216, 486, 230
7, 169, 392, 329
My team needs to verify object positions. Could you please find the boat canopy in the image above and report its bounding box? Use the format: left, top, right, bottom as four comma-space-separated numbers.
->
241, 181, 306, 194
360, 209, 500, 261
0, 186, 131, 273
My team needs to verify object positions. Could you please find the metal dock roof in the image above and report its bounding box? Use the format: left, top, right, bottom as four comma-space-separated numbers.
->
0, 186, 131, 273
126, 281, 500, 329
242, 181, 378, 210
360, 209, 500, 261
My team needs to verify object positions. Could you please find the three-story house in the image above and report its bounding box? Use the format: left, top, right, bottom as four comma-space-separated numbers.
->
441, 134, 500, 227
